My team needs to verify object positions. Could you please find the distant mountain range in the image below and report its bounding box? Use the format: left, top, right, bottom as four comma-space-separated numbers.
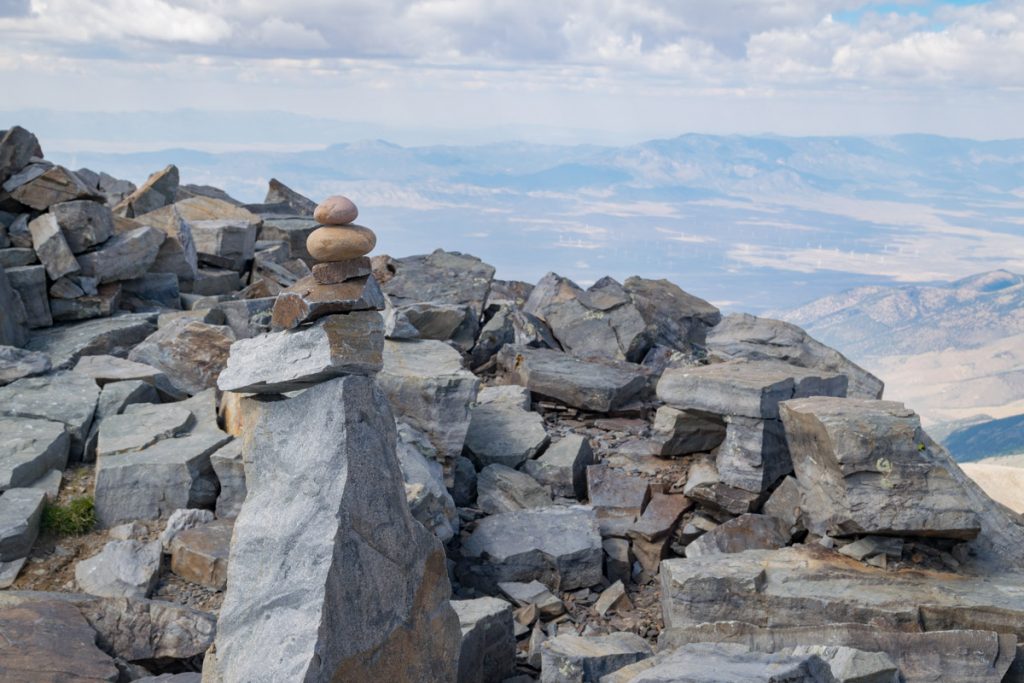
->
943, 414, 1024, 463
34, 131, 1024, 314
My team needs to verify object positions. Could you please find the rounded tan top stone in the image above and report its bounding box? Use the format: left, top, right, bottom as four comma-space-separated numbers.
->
313, 195, 358, 226
307, 225, 377, 262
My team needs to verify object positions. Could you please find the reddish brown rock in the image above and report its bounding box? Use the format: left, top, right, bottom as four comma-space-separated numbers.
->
270, 274, 385, 331
170, 517, 233, 590
313, 195, 358, 225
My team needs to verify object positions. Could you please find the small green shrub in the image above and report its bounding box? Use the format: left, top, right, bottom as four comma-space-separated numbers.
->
42, 497, 96, 536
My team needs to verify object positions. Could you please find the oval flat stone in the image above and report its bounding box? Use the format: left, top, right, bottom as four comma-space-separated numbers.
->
313, 195, 358, 226
306, 225, 376, 262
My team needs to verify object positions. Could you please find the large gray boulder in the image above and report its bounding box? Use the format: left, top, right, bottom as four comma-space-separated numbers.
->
211, 440, 246, 519
50, 199, 115, 254
75, 539, 162, 598
209, 376, 461, 682
0, 487, 46, 561
0, 126, 42, 186
28, 213, 81, 280
497, 345, 649, 412
540, 632, 652, 683
452, 597, 517, 683
459, 506, 603, 592
707, 313, 884, 399
780, 397, 980, 539
217, 312, 384, 393
522, 434, 594, 500
0, 371, 99, 460
378, 339, 479, 482
128, 320, 235, 396
0, 263, 29, 347
464, 388, 549, 470
76, 226, 166, 283
0, 416, 69, 490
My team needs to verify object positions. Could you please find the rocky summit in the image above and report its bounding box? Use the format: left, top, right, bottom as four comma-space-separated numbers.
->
1, 125, 1023, 682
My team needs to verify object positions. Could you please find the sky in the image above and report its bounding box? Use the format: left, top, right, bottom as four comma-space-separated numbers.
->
0, 0, 1022, 144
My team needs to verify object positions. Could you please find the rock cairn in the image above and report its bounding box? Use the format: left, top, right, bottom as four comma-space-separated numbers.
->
209, 196, 461, 682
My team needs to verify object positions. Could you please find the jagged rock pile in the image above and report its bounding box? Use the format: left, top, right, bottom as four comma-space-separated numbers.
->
3, 124, 1024, 682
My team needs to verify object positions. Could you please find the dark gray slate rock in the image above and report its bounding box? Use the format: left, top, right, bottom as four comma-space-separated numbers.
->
761, 476, 804, 537
76, 226, 166, 283
191, 219, 257, 271
25, 313, 157, 369
93, 428, 231, 527
128, 320, 235, 396
114, 165, 178, 218
0, 247, 37, 268
256, 216, 318, 262
0, 345, 50, 385
682, 456, 761, 516
378, 339, 479, 482
707, 313, 885, 400
624, 275, 722, 348
464, 391, 549, 470
0, 417, 69, 491
780, 397, 980, 539
217, 312, 384, 393
211, 440, 246, 519
497, 345, 649, 413
618, 643, 831, 683
0, 126, 42, 186
96, 402, 194, 457
452, 597, 517, 683
265, 178, 316, 215
716, 416, 791, 495
523, 434, 594, 500
49, 282, 121, 323
29, 213, 81, 280
209, 376, 461, 682
652, 406, 726, 456
540, 632, 652, 683
50, 199, 115, 254
477, 464, 552, 515
0, 371, 99, 460
459, 506, 603, 593
684, 513, 791, 557
0, 263, 28, 347
121, 272, 180, 309
75, 539, 162, 598
657, 359, 848, 420
451, 454, 478, 507
7, 264, 51, 328
0, 487, 46, 560
10, 165, 98, 211
397, 431, 458, 543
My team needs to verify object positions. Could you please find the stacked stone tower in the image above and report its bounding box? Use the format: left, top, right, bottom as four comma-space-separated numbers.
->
208, 197, 461, 682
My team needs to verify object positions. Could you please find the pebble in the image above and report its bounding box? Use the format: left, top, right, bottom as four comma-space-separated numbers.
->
306, 225, 377, 262
313, 195, 358, 226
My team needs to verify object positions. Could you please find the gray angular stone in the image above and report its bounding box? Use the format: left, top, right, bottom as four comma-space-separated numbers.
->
0, 487, 45, 560
256, 216, 318, 262
2, 160, 49, 194
0, 247, 37, 268
10, 165, 97, 210
451, 454, 477, 507
523, 434, 595, 500
209, 376, 461, 683
75, 539, 162, 598
121, 272, 180, 308
652, 406, 726, 456
49, 282, 122, 323
452, 597, 517, 683
0, 417, 69, 491
398, 301, 470, 342
211, 440, 246, 519
684, 513, 791, 557
657, 359, 848, 420
205, 297, 275, 340
217, 311, 384, 393
498, 345, 649, 413
624, 275, 722, 348
159, 508, 216, 551
465, 397, 549, 470
5, 213, 32, 248
270, 274, 385, 330
264, 178, 316, 215
114, 165, 178, 218
761, 476, 804, 536
188, 267, 240, 296
83, 379, 161, 461
29, 213, 81, 280
312, 257, 372, 285
379, 339, 479, 482
6, 264, 51, 328
0, 263, 28, 347
398, 430, 459, 543
477, 464, 552, 514
619, 643, 831, 683
708, 313, 885, 400
459, 506, 603, 592
97, 402, 194, 456
145, 207, 199, 280
26, 312, 156, 369
128, 320, 235, 396
499, 579, 565, 616
72, 354, 177, 396
190, 219, 257, 271
0, 344, 50, 385
716, 416, 792, 494
682, 456, 761, 515
50, 199, 115, 254
0, 125, 42, 186
0, 371, 99, 459
540, 632, 652, 683
780, 397, 980, 539
0, 598, 120, 682
93, 428, 231, 527
76, 226, 166, 283
169, 517, 233, 590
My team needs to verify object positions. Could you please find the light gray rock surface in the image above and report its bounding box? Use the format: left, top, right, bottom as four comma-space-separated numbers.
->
25, 312, 156, 369
459, 506, 603, 592
96, 403, 194, 457
83, 379, 160, 461
477, 464, 552, 514
540, 632, 652, 683
657, 359, 848, 420
0, 416, 69, 490
497, 345, 649, 412
617, 642, 831, 683
464, 396, 549, 470
0, 487, 45, 560
452, 597, 517, 683
75, 539, 162, 598
76, 226, 166, 283
397, 431, 458, 543
209, 376, 461, 682
217, 312, 384, 393
0, 371, 99, 460
780, 397, 980, 539
523, 434, 594, 499
707, 313, 885, 400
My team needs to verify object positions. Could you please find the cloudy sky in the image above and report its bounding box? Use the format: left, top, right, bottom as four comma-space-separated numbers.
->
1, 0, 1022, 142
